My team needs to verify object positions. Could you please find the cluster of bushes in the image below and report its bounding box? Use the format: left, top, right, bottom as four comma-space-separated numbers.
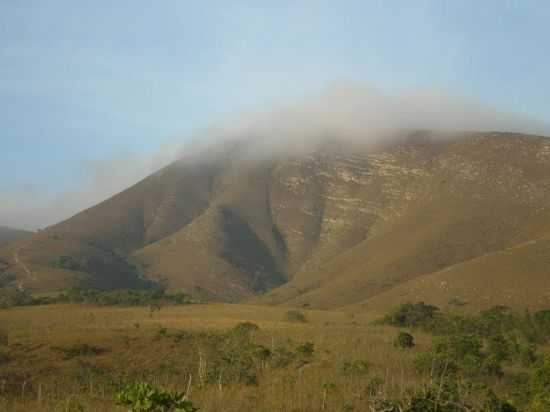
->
383, 302, 550, 411
383, 301, 440, 327
370, 381, 517, 412
384, 302, 550, 343
0, 271, 41, 308
199, 323, 315, 386
51, 343, 104, 360
155, 322, 315, 388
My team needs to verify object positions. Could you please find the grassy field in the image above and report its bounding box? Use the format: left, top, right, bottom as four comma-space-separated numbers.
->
2, 302, 550, 411
0, 303, 434, 411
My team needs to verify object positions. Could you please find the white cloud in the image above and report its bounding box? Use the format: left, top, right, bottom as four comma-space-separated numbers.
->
1, 82, 548, 230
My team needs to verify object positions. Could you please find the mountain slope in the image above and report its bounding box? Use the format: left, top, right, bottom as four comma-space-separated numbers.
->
251, 133, 550, 307
2, 131, 550, 310
345, 236, 550, 314
0, 226, 33, 248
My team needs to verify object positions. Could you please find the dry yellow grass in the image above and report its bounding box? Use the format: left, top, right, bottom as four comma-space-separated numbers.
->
0, 303, 432, 411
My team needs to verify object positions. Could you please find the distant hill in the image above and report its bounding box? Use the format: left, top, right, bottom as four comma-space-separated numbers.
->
0, 226, 33, 248
2, 131, 550, 311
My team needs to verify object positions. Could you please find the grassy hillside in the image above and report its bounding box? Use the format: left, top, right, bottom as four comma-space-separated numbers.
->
347, 235, 550, 314
2, 131, 550, 312
253, 133, 550, 310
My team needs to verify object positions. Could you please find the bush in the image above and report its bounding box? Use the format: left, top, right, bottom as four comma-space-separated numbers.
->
116, 381, 198, 412
51, 343, 104, 359
384, 302, 439, 327
394, 332, 415, 349
284, 310, 307, 323
296, 341, 315, 359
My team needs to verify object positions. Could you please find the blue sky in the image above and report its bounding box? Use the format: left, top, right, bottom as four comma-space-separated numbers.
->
1, 1, 550, 228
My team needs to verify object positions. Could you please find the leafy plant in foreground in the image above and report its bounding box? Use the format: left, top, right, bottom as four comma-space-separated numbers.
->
116, 381, 198, 412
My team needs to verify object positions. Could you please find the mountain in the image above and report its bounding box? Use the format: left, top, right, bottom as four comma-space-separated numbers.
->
2, 131, 550, 311
0, 226, 33, 248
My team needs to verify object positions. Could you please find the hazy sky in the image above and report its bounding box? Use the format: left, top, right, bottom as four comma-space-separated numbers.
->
1, 1, 550, 229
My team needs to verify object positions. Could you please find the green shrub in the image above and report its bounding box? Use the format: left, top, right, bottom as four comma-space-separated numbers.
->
296, 341, 315, 359
116, 381, 198, 412
394, 332, 415, 349
366, 377, 385, 396
155, 326, 169, 339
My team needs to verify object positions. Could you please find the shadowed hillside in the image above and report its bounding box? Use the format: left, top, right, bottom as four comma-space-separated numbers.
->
2, 131, 550, 310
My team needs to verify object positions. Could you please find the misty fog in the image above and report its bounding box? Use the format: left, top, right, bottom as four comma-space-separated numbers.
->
2, 83, 549, 230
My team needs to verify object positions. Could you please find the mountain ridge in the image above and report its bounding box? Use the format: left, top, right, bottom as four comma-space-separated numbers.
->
2, 131, 550, 311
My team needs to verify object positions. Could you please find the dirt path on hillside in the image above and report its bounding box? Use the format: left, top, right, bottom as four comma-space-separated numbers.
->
13, 245, 36, 281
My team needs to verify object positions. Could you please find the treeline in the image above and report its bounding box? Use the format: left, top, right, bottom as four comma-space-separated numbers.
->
381, 302, 550, 411
55, 287, 193, 306
0, 286, 43, 309
0, 286, 193, 309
